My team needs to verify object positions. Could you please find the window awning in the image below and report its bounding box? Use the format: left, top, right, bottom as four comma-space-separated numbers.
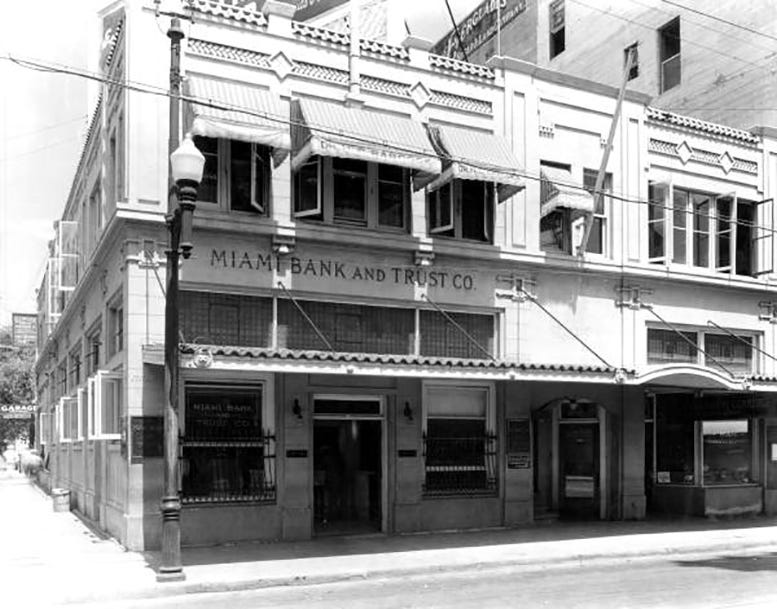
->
423, 125, 525, 202
540, 165, 594, 216
290, 98, 441, 187
185, 76, 291, 166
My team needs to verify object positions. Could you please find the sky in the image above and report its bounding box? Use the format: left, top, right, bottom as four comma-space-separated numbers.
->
0, 0, 480, 327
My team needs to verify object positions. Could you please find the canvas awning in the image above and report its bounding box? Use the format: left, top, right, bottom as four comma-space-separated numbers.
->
540, 165, 594, 216
423, 125, 525, 202
185, 76, 290, 166
290, 98, 441, 187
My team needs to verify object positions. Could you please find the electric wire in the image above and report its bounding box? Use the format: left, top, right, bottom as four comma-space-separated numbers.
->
661, 0, 777, 44
2, 52, 776, 239
567, 0, 774, 72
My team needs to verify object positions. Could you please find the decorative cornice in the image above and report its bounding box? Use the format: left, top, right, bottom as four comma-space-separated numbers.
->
430, 53, 495, 81
188, 38, 270, 68
647, 107, 760, 146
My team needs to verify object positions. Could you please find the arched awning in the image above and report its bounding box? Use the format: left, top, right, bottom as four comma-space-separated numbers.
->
636, 364, 745, 391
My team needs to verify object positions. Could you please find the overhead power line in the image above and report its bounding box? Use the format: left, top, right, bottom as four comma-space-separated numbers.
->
661, 0, 777, 43
3, 52, 777, 238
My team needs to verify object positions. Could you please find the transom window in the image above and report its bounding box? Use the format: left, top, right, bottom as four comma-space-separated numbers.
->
427, 179, 494, 243
193, 136, 270, 215
294, 156, 409, 231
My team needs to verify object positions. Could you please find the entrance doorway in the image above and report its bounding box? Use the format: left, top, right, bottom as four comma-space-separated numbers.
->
313, 397, 383, 536
558, 422, 599, 519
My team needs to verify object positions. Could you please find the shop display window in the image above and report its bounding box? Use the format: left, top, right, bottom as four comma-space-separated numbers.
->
181, 384, 276, 504
702, 420, 752, 485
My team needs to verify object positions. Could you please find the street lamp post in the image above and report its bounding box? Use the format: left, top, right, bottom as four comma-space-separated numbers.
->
158, 17, 204, 583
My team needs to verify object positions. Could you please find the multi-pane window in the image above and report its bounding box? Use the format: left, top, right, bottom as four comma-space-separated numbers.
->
647, 327, 756, 375
582, 169, 612, 255
423, 384, 497, 496
86, 325, 101, 376
68, 344, 82, 390
549, 0, 565, 59
427, 180, 494, 243
181, 384, 275, 504
60, 397, 79, 442
108, 296, 123, 358
293, 156, 410, 231
647, 182, 766, 276
192, 136, 270, 214
659, 18, 681, 93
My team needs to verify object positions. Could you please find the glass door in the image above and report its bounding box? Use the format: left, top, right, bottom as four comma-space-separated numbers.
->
558, 422, 599, 519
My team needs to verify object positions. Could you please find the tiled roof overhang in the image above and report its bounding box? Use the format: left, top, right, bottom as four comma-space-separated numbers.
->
142, 344, 629, 384
647, 107, 761, 145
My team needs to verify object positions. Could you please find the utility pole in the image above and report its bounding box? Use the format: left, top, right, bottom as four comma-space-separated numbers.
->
159, 16, 185, 583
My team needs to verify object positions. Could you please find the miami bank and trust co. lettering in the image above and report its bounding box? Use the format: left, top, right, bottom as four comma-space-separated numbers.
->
210, 249, 476, 291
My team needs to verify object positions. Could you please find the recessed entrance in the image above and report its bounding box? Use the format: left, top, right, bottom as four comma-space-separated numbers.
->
558, 422, 600, 519
313, 397, 383, 536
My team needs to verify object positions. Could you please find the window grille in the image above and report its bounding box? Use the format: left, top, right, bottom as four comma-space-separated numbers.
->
277, 300, 414, 354
180, 291, 273, 347
419, 310, 494, 359
423, 430, 497, 496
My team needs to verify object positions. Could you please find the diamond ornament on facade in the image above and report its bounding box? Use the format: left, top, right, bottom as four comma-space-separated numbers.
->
270, 51, 294, 80
410, 82, 430, 108
720, 151, 734, 174
676, 140, 692, 164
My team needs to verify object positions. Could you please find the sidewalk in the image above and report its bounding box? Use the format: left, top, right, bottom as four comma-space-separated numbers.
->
3, 468, 777, 606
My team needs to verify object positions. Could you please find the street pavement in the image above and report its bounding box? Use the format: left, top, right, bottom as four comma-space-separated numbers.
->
3, 466, 777, 607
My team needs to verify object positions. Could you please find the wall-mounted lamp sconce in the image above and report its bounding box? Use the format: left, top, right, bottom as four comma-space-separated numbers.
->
292, 398, 303, 420
273, 235, 296, 257
403, 401, 413, 421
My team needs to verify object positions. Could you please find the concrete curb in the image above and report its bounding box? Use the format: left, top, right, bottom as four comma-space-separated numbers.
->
58, 539, 777, 605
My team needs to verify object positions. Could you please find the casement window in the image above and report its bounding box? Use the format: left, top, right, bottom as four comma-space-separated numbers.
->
426, 179, 494, 243
39, 412, 51, 446
57, 360, 68, 398
87, 371, 122, 439
549, 0, 565, 59
68, 344, 82, 390
87, 182, 102, 256
293, 156, 410, 231
181, 384, 276, 504
659, 18, 681, 92
193, 136, 271, 215
85, 322, 102, 376
423, 384, 497, 496
59, 397, 79, 442
582, 168, 612, 255
107, 295, 123, 358
647, 327, 756, 375
624, 43, 639, 80
647, 181, 771, 276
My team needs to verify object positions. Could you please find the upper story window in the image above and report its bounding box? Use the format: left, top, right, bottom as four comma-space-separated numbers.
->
549, 0, 566, 59
107, 293, 123, 358
647, 327, 756, 375
659, 17, 681, 93
648, 182, 772, 276
540, 162, 608, 256
426, 179, 494, 243
68, 343, 82, 390
293, 156, 410, 231
86, 320, 102, 376
193, 136, 270, 215
624, 43, 639, 80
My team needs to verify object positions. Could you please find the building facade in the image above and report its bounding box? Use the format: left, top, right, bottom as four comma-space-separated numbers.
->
34, 0, 777, 552
434, 0, 777, 131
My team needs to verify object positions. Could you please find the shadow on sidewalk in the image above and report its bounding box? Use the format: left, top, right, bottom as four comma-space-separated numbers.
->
675, 552, 777, 573
142, 514, 777, 570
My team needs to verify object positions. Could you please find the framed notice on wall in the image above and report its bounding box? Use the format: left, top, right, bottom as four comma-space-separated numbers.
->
130, 416, 164, 463
507, 418, 531, 469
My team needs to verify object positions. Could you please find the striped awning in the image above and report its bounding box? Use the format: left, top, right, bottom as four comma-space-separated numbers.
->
185, 76, 290, 165
540, 165, 594, 216
423, 125, 525, 202
290, 98, 441, 187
